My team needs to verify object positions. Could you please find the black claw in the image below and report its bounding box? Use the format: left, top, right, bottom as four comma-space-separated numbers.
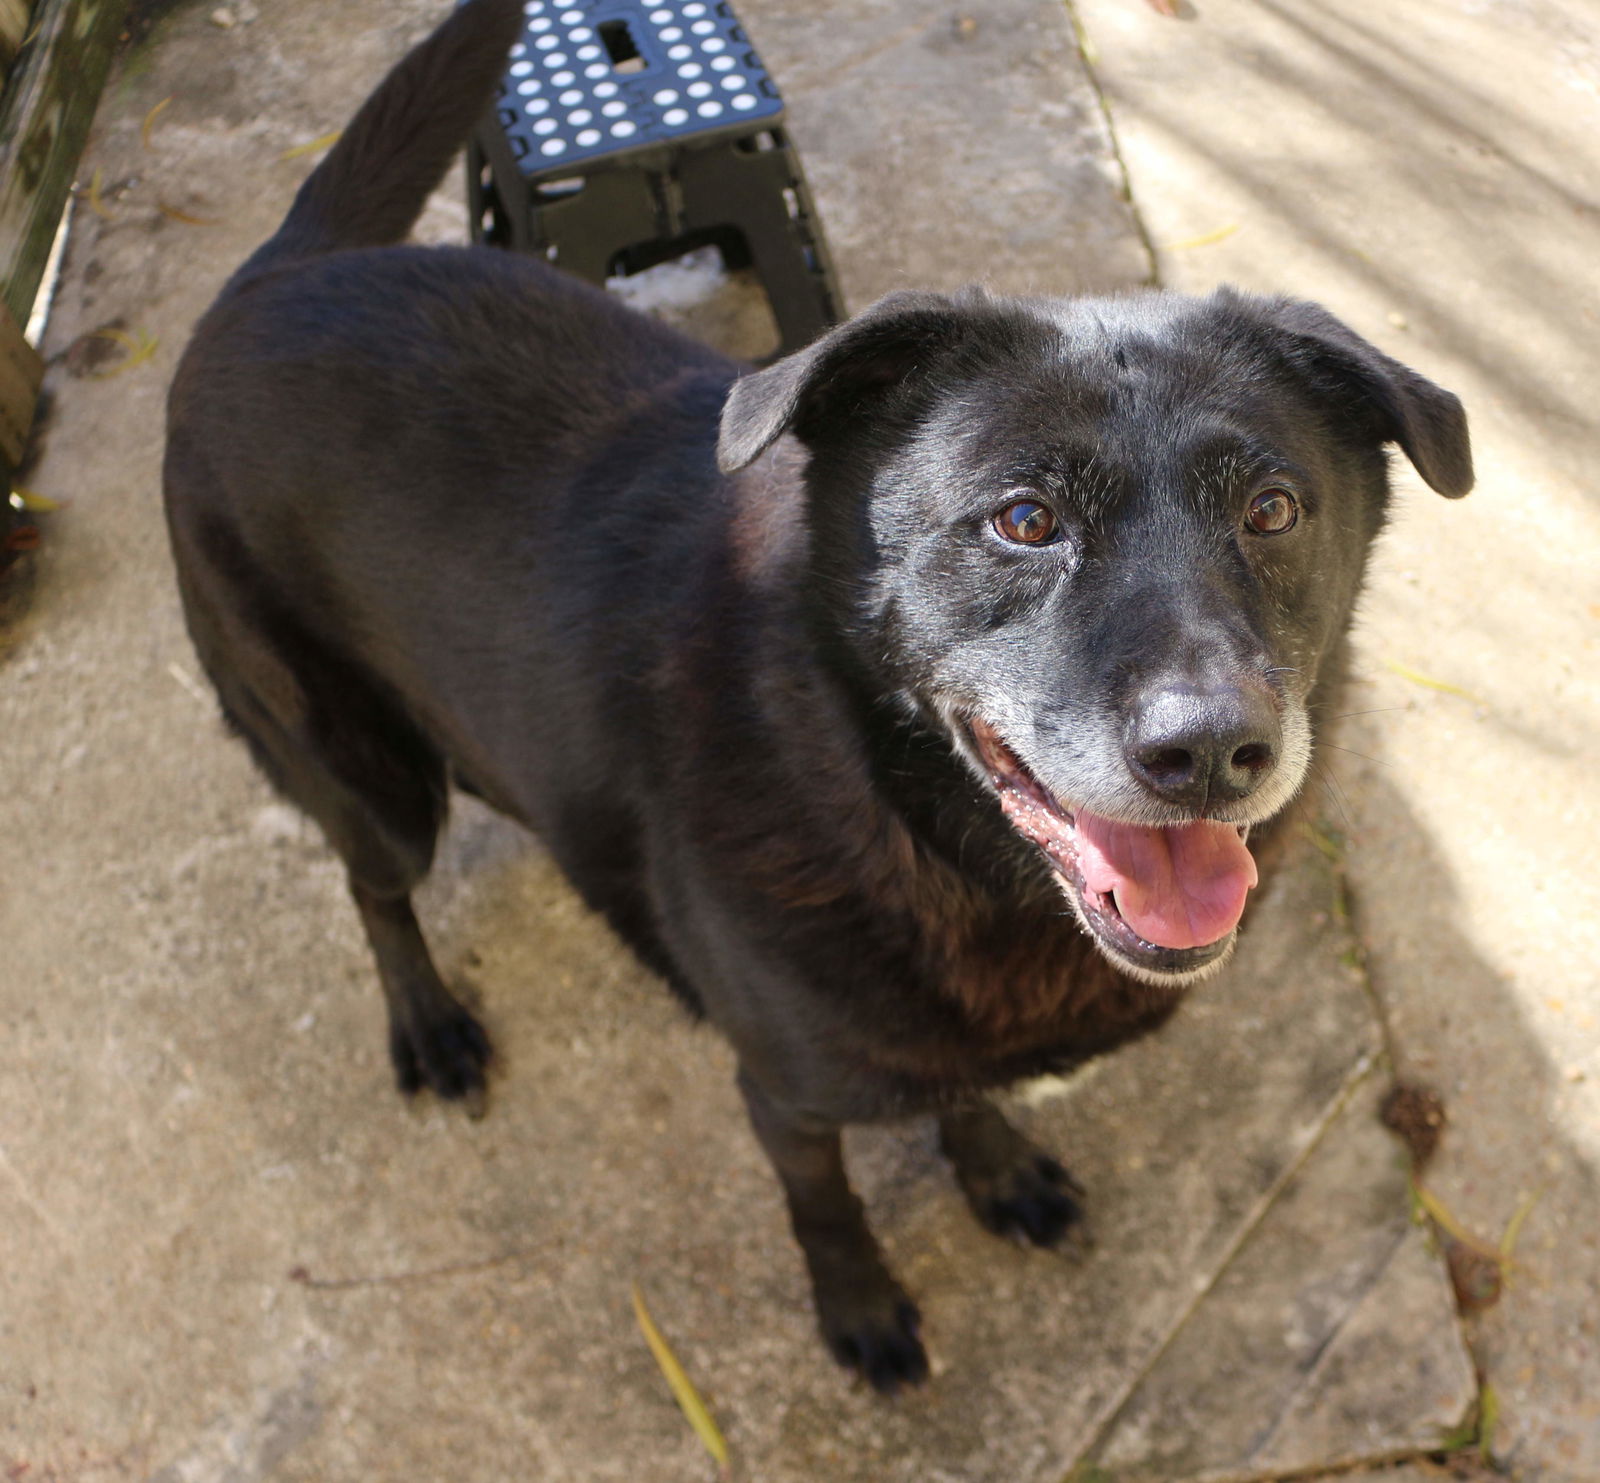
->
1036, 1154, 1086, 1199
829, 1332, 861, 1367
1019, 1199, 1065, 1246
822, 1296, 927, 1395
388, 1005, 493, 1109
991, 1189, 1080, 1247
970, 1159, 1086, 1249
461, 1016, 493, 1063
858, 1325, 928, 1394
389, 1024, 424, 1095
863, 1352, 914, 1393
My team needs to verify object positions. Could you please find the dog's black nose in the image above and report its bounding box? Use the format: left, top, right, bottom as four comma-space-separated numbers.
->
1124, 683, 1280, 810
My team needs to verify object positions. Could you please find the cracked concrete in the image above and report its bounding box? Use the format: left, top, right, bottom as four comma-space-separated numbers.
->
3, 0, 1590, 1477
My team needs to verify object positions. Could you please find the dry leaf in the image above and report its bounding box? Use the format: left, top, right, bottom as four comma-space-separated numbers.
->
142, 95, 173, 150
280, 129, 342, 162
158, 202, 221, 226
1412, 1183, 1498, 1258
89, 327, 160, 378
1380, 1082, 1445, 1167
631, 1283, 730, 1476
1382, 657, 1482, 703
1499, 1189, 1540, 1260
87, 167, 113, 220
1445, 1238, 1503, 1312
1163, 223, 1239, 252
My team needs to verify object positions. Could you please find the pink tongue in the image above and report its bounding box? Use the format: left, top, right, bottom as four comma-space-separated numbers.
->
1074, 813, 1259, 950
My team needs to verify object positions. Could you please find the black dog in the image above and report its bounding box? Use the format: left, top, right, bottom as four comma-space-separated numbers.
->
164, 0, 1472, 1391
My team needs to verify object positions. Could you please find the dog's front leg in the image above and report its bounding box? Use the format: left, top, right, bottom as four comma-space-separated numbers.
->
938, 1098, 1089, 1252
738, 1070, 928, 1393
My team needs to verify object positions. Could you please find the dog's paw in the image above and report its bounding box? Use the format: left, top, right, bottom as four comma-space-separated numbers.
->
818, 1287, 929, 1395
389, 1003, 492, 1115
962, 1153, 1090, 1253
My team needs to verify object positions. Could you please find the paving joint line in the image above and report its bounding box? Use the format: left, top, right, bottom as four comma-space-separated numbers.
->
1337, 859, 1492, 1450
1066, 1043, 1380, 1476
1061, 0, 1161, 289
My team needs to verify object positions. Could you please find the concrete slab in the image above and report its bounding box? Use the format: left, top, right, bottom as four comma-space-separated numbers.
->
1070, 0, 1600, 1474
1291, 1471, 1477, 1483
1089, 1077, 1475, 1480
1, 1, 1476, 1479
739, 0, 1152, 308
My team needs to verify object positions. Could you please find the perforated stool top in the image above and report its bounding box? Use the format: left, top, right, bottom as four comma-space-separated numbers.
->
497, 1, 785, 174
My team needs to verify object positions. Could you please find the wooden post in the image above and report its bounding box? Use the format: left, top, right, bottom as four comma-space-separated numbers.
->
0, 0, 127, 325
0, 0, 125, 485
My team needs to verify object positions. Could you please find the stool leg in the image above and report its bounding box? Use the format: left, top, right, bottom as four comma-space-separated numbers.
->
528, 169, 667, 286
466, 140, 508, 247
677, 137, 844, 357
470, 119, 535, 252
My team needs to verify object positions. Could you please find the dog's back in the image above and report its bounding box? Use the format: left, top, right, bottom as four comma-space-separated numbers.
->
164, 0, 740, 833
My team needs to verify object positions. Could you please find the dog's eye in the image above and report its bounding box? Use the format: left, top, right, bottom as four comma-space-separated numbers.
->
1245, 488, 1298, 535
994, 499, 1059, 546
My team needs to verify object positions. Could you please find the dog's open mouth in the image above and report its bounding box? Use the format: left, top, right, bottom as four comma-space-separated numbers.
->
967, 717, 1259, 977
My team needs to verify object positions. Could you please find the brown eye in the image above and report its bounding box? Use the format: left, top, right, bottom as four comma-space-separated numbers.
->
994, 499, 1058, 545
1245, 487, 1298, 535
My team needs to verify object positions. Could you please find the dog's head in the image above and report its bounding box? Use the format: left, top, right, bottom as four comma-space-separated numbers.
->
719, 287, 1471, 984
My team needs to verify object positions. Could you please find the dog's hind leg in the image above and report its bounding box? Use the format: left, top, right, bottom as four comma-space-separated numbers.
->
938, 1099, 1088, 1252
175, 556, 491, 1110
738, 1070, 928, 1393
235, 679, 491, 1109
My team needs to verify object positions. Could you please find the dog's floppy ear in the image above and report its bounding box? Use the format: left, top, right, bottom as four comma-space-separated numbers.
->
718, 291, 964, 474
1247, 294, 1474, 498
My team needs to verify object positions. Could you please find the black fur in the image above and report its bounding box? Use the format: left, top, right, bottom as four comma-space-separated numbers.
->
163, 0, 1472, 1391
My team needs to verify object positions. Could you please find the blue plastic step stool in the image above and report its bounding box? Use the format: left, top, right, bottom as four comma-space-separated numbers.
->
468, 0, 844, 357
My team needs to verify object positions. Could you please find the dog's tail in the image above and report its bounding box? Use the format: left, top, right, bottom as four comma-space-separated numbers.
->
245, 0, 522, 270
